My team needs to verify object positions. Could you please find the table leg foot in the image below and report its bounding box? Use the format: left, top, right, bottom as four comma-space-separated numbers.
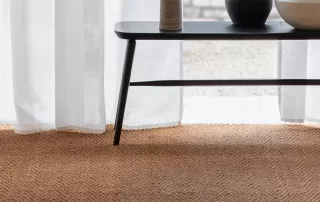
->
114, 39, 136, 146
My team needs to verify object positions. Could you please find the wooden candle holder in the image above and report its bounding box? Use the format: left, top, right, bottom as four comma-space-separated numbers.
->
160, 0, 182, 31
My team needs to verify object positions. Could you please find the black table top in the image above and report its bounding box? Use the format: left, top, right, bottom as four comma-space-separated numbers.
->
115, 21, 320, 40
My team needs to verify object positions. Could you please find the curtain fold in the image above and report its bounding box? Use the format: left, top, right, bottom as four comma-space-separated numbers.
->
0, 0, 16, 123
279, 40, 320, 123
10, 0, 57, 132
0, 0, 182, 133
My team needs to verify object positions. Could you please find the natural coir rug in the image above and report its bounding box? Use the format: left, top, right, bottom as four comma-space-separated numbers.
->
1, 124, 320, 202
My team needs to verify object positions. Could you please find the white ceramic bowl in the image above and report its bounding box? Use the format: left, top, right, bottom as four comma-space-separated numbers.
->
275, 0, 320, 30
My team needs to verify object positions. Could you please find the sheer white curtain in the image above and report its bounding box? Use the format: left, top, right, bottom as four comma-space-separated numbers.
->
0, 0, 15, 124
279, 41, 320, 123
0, 0, 182, 133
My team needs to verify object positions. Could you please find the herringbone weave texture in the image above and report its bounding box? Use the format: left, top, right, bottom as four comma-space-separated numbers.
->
1, 124, 320, 201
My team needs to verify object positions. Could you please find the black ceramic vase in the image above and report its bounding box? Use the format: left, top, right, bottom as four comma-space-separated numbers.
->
225, 0, 273, 26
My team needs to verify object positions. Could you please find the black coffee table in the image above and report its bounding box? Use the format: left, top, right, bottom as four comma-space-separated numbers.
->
113, 21, 320, 145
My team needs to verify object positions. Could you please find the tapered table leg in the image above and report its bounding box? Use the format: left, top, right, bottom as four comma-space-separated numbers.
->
114, 39, 136, 145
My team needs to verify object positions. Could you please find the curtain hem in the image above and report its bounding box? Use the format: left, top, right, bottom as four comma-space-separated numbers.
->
14, 122, 181, 134
305, 118, 320, 124
0, 121, 16, 125
14, 125, 107, 135
281, 118, 305, 123
282, 118, 320, 123
107, 121, 181, 130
